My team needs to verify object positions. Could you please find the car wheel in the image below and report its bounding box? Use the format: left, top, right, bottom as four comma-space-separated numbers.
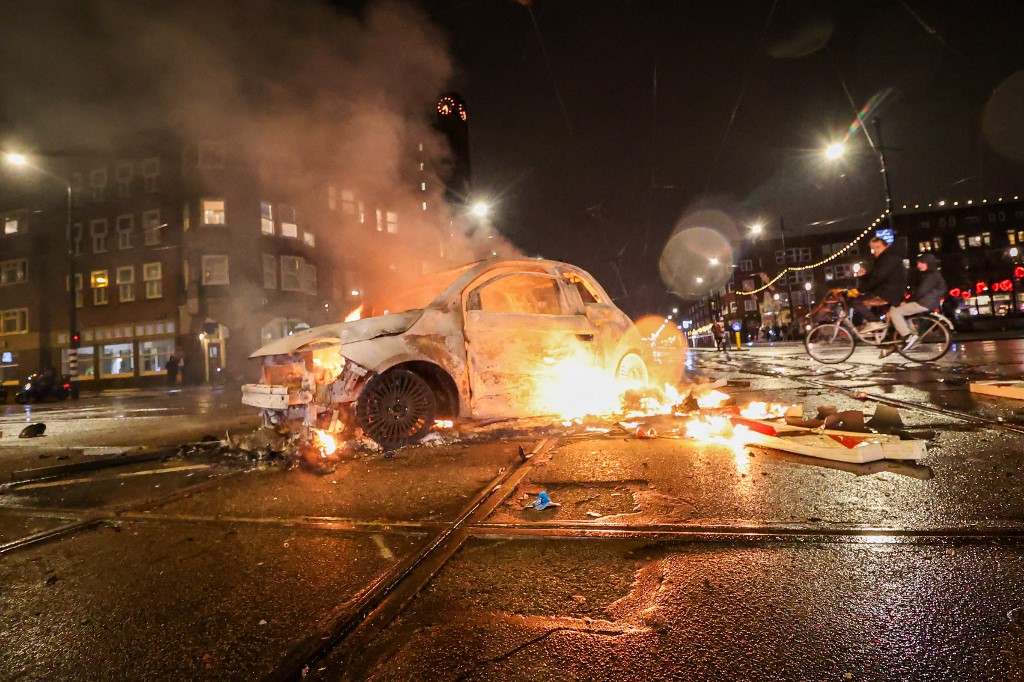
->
355, 369, 436, 449
616, 352, 649, 385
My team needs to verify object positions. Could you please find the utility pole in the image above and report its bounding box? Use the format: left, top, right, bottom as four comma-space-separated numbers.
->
780, 216, 796, 332
873, 118, 896, 233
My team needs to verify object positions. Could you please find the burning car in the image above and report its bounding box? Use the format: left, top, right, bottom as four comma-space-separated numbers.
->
242, 258, 662, 449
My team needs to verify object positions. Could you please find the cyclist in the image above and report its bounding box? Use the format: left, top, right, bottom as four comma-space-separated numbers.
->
852, 236, 907, 333
880, 253, 946, 356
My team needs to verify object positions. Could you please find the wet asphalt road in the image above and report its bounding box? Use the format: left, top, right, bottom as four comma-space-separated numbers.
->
2, 341, 1024, 680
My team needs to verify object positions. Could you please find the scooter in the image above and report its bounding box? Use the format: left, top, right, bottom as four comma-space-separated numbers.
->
15, 372, 71, 404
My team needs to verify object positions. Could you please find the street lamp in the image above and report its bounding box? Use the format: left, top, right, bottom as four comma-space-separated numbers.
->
825, 118, 895, 231
471, 201, 490, 218
3, 152, 79, 398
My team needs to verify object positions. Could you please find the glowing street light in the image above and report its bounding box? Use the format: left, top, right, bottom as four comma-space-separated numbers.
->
749, 222, 763, 235
471, 201, 490, 218
5, 152, 27, 166
824, 142, 845, 160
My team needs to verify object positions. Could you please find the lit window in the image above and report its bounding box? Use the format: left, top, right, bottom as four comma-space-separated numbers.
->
327, 185, 337, 210
143, 209, 162, 246
4, 217, 19, 234
92, 268, 109, 306
386, 211, 398, 234
303, 232, 316, 246
140, 338, 175, 375
262, 254, 277, 289
117, 214, 134, 250
144, 262, 163, 299
375, 209, 383, 232
422, 201, 427, 211
0, 259, 28, 286
202, 198, 226, 225
100, 342, 134, 378
357, 201, 365, 223
201, 254, 230, 285
0, 308, 28, 335
280, 205, 298, 238
116, 266, 135, 302
260, 202, 274, 235
280, 256, 301, 291
341, 190, 356, 215
90, 219, 108, 253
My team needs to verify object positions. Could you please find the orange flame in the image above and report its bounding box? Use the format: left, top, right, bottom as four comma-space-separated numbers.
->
696, 389, 731, 409
344, 304, 363, 322
434, 419, 454, 429
313, 429, 338, 456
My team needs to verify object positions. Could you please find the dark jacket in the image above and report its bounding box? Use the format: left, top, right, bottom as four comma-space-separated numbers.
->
911, 254, 946, 310
859, 245, 907, 304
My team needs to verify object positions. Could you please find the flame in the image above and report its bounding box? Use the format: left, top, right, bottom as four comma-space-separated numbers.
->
696, 389, 731, 409
739, 401, 789, 419
434, 419, 454, 429
344, 304, 363, 322
313, 429, 337, 456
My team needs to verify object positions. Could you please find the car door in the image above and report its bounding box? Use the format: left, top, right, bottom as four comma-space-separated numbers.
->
463, 271, 599, 418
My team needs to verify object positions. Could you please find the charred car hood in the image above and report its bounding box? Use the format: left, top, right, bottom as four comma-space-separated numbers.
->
248, 310, 424, 358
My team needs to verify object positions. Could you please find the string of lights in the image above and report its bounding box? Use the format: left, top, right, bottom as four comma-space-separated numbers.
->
735, 210, 887, 296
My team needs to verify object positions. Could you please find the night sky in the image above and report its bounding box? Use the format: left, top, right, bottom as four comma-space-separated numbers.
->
418, 0, 1024, 315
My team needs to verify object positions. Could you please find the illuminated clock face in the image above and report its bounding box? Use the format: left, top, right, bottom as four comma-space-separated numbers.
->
438, 96, 456, 116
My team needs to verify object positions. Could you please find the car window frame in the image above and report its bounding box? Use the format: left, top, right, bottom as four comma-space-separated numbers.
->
464, 271, 575, 317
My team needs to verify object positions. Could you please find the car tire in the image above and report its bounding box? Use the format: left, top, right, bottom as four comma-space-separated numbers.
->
355, 368, 436, 450
616, 352, 649, 385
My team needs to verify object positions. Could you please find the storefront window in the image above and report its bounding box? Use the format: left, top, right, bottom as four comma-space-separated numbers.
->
140, 338, 175, 374
62, 346, 96, 379
101, 343, 135, 378
993, 294, 1012, 316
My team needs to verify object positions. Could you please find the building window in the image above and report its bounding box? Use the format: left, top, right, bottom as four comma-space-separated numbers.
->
91, 269, 109, 306
386, 211, 398, 234
303, 232, 316, 247
144, 262, 162, 299
933, 237, 943, 250
262, 254, 277, 289
90, 168, 107, 202
90, 219, 108, 253
101, 342, 134, 378
375, 208, 383, 232
833, 263, 855, 279
116, 266, 135, 302
3, 211, 26, 235
142, 158, 160, 193
967, 234, 984, 248
1, 259, 28, 286
115, 161, 133, 197
280, 256, 301, 291
117, 214, 134, 250
143, 209, 162, 246
280, 205, 298, 238
302, 263, 317, 295
198, 141, 225, 168
744, 299, 757, 312
1009, 230, 1017, 246
202, 198, 226, 225
357, 201, 366, 223
341, 190, 356, 214
201, 254, 230, 285
140, 338, 175, 374
982, 232, 992, 246
260, 202, 274, 235
327, 185, 337, 210
739, 259, 753, 272
0, 308, 28, 335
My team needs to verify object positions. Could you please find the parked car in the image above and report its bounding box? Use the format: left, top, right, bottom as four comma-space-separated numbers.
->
243, 258, 656, 448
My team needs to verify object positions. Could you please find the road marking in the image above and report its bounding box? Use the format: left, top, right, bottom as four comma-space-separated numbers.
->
372, 534, 394, 559
12, 464, 211, 490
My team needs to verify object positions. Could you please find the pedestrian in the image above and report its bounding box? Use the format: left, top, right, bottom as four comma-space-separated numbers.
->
711, 319, 727, 352
880, 253, 946, 356
166, 352, 180, 386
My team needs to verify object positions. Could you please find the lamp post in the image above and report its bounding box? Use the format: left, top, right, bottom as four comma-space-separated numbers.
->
4, 153, 79, 398
872, 118, 896, 232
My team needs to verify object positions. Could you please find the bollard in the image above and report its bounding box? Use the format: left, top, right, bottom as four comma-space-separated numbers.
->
735, 331, 742, 350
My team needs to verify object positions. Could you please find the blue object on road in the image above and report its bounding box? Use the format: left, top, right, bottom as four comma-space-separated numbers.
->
533, 490, 560, 511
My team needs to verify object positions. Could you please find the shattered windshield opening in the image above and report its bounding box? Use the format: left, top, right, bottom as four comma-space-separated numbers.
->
368, 261, 480, 315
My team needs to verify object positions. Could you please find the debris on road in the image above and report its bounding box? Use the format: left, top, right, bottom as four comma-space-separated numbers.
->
19, 423, 46, 438
527, 491, 560, 511
969, 379, 1024, 400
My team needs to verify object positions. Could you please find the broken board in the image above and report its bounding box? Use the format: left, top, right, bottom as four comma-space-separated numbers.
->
729, 416, 926, 463
968, 380, 1024, 401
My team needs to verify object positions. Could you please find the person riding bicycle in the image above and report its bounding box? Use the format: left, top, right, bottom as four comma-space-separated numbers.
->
851, 236, 907, 333
880, 253, 946, 356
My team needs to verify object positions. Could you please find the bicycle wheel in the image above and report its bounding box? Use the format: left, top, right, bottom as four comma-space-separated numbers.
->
897, 315, 951, 362
805, 324, 855, 363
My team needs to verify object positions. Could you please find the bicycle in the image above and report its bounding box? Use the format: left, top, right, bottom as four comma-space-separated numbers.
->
804, 289, 953, 364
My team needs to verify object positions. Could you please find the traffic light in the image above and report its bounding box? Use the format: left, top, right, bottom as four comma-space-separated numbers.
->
70, 332, 80, 349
